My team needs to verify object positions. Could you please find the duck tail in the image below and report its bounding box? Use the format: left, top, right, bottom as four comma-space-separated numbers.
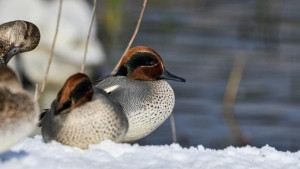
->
38, 109, 48, 127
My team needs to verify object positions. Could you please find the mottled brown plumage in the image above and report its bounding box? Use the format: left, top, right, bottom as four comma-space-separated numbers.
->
0, 65, 39, 153
0, 20, 40, 64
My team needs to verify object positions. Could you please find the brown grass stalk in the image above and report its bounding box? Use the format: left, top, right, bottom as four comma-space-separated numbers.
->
170, 113, 177, 143
35, 0, 63, 101
81, 0, 97, 73
111, 0, 148, 75
222, 55, 249, 146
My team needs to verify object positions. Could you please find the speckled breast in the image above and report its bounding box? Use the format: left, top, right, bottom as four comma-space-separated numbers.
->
95, 76, 175, 142
41, 96, 128, 149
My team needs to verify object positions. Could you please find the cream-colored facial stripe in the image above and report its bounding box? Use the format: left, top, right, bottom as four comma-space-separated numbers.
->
104, 85, 120, 93
7, 27, 12, 45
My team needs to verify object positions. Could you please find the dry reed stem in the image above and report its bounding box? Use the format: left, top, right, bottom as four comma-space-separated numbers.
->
34, 83, 39, 102
223, 55, 246, 105
222, 55, 248, 146
111, 0, 148, 75
35, 0, 63, 101
170, 114, 177, 143
81, 0, 97, 73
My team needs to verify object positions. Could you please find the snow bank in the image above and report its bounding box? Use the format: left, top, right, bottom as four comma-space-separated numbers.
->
0, 136, 299, 169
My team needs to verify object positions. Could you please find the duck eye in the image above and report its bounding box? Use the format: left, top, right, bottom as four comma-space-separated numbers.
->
145, 60, 156, 66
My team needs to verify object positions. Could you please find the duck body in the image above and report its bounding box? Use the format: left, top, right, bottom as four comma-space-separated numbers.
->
0, 20, 40, 153
0, 66, 38, 153
95, 76, 175, 142
40, 73, 128, 149
94, 46, 185, 142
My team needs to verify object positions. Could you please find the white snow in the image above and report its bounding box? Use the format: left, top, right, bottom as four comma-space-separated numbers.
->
0, 136, 299, 169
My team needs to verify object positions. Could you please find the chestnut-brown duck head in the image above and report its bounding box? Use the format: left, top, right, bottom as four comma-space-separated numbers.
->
115, 46, 185, 82
55, 73, 93, 114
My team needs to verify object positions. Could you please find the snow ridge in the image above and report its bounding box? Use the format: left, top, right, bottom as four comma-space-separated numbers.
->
0, 136, 299, 169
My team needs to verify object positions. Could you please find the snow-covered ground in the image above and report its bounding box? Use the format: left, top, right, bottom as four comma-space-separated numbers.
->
0, 136, 299, 169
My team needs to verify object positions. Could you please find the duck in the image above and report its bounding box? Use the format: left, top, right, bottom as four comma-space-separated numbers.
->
0, 65, 39, 153
0, 20, 40, 64
39, 73, 128, 149
94, 46, 185, 142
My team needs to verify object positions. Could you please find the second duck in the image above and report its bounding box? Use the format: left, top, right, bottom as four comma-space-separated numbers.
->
40, 73, 128, 149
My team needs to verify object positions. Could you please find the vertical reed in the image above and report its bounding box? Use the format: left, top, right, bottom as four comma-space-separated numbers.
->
81, 0, 97, 73
35, 0, 64, 101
